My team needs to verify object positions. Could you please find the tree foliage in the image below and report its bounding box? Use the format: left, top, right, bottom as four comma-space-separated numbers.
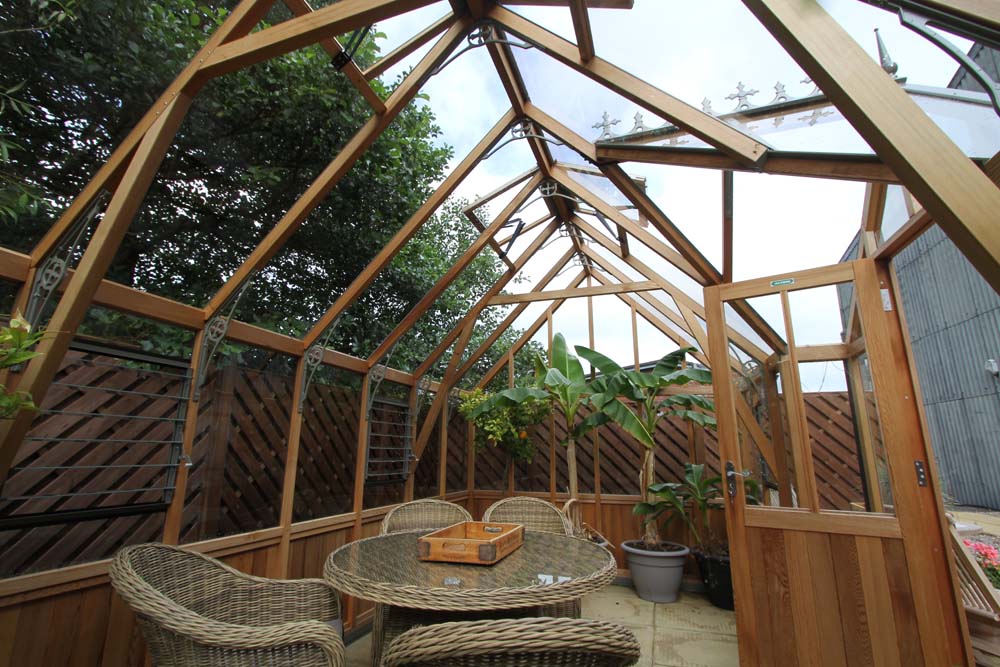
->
0, 0, 533, 378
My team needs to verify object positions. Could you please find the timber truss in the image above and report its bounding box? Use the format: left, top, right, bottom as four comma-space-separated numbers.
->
1, 0, 1000, 567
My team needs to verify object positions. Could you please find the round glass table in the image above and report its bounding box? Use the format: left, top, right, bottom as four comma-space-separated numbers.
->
323, 530, 616, 611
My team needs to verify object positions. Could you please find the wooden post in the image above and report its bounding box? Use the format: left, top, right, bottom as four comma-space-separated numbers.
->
586, 277, 601, 528
722, 170, 734, 283
0, 94, 193, 480
345, 370, 370, 629
162, 329, 205, 545
437, 397, 448, 498
547, 308, 556, 503
507, 349, 515, 496
274, 356, 308, 577
404, 383, 419, 502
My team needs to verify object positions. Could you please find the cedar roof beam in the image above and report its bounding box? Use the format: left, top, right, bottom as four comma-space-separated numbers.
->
451, 246, 575, 381
501, 1, 633, 6
281, 0, 385, 113
363, 14, 453, 80
465, 209, 516, 269
572, 216, 771, 362
413, 220, 562, 379
29, 0, 278, 264
477, 272, 586, 388
598, 162, 786, 352
198, 0, 440, 78
489, 5, 766, 166
549, 166, 701, 280
487, 280, 657, 304
568, 0, 596, 62
595, 144, 901, 184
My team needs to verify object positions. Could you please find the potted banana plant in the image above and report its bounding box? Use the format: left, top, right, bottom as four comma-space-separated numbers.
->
640, 463, 760, 609
573, 345, 715, 603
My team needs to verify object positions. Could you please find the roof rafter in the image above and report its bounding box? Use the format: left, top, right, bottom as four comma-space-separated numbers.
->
413, 217, 560, 379
745, 0, 1000, 295
596, 144, 901, 184
568, 0, 595, 62
477, 271, 587, 388
571, 215, 770, 362
363, 14, 453, 80
487, 279, 657, 304
448, 246, 576, 381
28, 0, 279, 265
281, 0, 385, 112
366, 172, 544, 366
198, 0, 441, 78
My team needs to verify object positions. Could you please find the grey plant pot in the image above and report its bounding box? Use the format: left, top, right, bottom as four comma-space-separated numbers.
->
621, 540, 690, 603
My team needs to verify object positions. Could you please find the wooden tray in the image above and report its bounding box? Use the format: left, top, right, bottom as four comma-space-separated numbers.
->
417, 521, 524, 565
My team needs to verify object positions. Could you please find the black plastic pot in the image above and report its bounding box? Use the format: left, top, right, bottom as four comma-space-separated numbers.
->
693, 551, 734, 610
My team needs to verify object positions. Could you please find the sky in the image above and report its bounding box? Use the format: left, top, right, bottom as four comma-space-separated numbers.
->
359, 0, 985, 391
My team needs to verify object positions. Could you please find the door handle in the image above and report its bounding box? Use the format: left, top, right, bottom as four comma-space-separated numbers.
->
725, 461, 745, 500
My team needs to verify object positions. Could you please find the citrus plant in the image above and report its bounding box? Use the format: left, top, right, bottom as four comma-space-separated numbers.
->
458, 387, 549, 463
1, 313, 45, 418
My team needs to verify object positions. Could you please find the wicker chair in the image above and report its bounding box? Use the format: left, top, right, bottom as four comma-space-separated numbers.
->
380, 498, 472, 534
483, 497, 579, 619
110, 543, 345, 667
373, 499, 473, 665
382, 617, 641, 667
482, 496, 572, 535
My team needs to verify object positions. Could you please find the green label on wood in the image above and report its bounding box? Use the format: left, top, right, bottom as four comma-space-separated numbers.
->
770, 278, 795, 287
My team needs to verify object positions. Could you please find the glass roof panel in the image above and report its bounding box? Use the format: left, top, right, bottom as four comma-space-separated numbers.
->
106, 50, 370, 308
732, 172, 865, 281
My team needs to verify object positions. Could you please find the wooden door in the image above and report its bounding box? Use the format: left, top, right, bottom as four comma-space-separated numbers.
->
705, 259, 971, 666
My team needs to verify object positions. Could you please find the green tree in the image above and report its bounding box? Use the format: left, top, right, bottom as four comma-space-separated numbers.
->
0, 0, 529, 376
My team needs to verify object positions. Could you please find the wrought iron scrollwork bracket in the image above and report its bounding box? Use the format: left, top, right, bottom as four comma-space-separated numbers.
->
192, 282, 251, 401
24, 191, 108, 330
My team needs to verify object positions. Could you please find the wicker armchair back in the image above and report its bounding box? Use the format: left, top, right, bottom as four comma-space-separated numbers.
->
483, 496, 572, 535
110, 543, 344, 667
380, 499, 472, 535
382, 617, 641, 666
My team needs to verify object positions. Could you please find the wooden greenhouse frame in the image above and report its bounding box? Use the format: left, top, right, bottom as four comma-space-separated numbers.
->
1, 0, 999, 665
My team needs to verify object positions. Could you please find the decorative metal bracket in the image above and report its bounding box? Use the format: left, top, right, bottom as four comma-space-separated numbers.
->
898, 9, 1000, 117
297, 315, 344, 412
332, 25, 371, 71
368, 363, 388, 407
431, 22, 533, 76
24, 192, 108, 329
483, 120, 565, 160
192, 282, 251, 401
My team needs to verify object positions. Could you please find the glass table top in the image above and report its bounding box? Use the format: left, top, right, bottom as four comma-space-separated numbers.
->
324, 530, 616, 610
